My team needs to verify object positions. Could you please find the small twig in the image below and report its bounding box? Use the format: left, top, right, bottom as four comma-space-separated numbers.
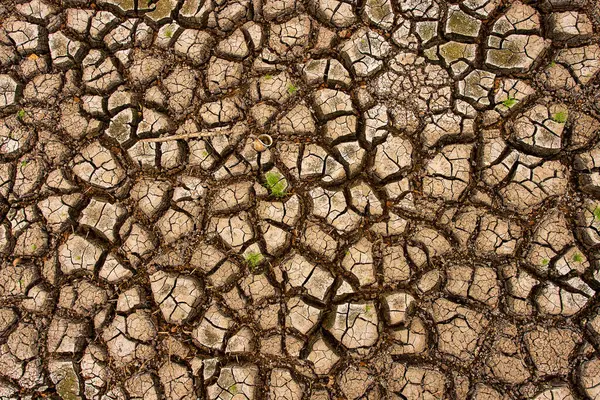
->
140, 131, 229, 143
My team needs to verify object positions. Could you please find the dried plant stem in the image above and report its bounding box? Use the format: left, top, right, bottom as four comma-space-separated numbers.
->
140, 131, 228, 143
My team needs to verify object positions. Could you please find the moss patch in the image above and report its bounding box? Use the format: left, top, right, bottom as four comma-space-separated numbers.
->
56, 369, 81, 400
447, 9, 480, 36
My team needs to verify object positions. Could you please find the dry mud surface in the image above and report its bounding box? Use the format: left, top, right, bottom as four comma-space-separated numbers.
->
1, 0, 600, 398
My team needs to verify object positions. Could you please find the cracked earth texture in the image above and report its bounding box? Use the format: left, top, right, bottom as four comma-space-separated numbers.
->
1, 0, 600, 399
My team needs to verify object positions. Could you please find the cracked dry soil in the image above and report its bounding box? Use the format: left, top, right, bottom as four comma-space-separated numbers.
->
1, 0, 600, 398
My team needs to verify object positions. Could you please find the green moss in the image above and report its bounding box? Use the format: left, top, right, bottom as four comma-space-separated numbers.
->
264, 74, 273, 80
305, 62, 321, 72
17, 109, 25, 120
549, 61, 556, 68
202, 326, 220, 346
416, 23, 436, 42
245, 252, 263, 270
264, 171, 287, 197
502, 97, 518, 108
440, 42, 466, 61
423, 47, 439, 61
147, 0, 174, 18
229, 384, 238, 394
572, 253, 583, 263
365, 304, 372, 313
56, 369, 80, 400
551, 111, 567, 124
367, 0, 388, 22
107, 115, 128, 140
448, 9, 479, 36
488, 48, 522, 68
111, 0, 135, 9
541, 258, 550, 266
164, 28, 173, 38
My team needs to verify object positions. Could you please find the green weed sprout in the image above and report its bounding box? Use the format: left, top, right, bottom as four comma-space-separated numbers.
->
594, 206, 600, 221
264, 171, 287, 197
551, 111, 567, 124
245, 252, 263, 270
287, 83, 299, 95
502, 97, 518, 108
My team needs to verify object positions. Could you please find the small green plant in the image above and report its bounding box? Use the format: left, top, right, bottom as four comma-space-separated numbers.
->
31, 244, 37, 251
245, 252, 263, 270
594, 206, 600, 221
502, 97, 518, 108
164, 28, 173, 38
551, 111, 567, 124
228, 384, 238, 394
365, 304, 373, 313
17, 109, 25, 120
541, 258, 550, 266
549, 61, 556, 68
75, 256, 81, 261
572, 253, 583, 263
264, 171, 287, 197
287, 83, 299, 95
20, 160, 28, 167
264, 74, 273, 80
